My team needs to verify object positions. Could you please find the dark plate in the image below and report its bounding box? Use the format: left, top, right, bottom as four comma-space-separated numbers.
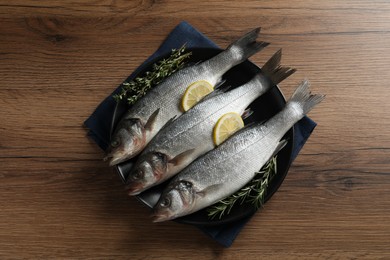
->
111, 48, 294, 226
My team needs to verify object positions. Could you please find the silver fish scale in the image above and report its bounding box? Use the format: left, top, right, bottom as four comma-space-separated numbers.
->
124, 49, 248, 133
141, 74, 271, 163
153, 80, 325, 220
125, 66, 214, 124
109, 29, 270, 167
173, 104, 301, 208
179, 124, 272, 187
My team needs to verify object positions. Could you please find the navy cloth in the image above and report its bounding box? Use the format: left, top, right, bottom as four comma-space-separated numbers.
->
84, 21, 218, 151
84, 21, 317, 247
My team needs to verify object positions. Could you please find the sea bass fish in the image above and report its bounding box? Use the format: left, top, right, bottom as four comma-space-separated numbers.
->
105, 28, 269, 166
126, 49, 295, 195
152, 80, 324, 222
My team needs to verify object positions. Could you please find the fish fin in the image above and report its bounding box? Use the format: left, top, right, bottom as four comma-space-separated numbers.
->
261, 49, 296, 85
272, 139, 289, 158
158, 115, 177, 134
197, 81, 232, 104
144, 108, 160, 131
289, 80, 325, 115
217, 83, 232, 93
193, 60, 203, 66
243, 119, 266, 129
228, 27, 270, 63
214, 79, 227, 89
196, 88, 226, 104
196, 183, 224, 198
241, 108, 254, 120
256, 140, 288, 169
168, 149, 196, 166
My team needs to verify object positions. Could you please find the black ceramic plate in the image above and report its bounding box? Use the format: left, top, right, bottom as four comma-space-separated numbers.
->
112, 48, 294, 226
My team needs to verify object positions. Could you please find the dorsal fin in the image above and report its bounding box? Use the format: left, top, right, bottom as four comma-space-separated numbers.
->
158, 115, 177, 133
144, 108, 160, 131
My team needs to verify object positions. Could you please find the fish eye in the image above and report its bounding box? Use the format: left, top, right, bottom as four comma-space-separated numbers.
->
133, 170, 143, 180
111, 139, 120, 148
160, 197, 170, 207
154, 152, 166, 161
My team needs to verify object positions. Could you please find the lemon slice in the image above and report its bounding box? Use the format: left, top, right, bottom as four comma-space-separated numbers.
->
181, 80, 214, 111
213, 112, 244, 146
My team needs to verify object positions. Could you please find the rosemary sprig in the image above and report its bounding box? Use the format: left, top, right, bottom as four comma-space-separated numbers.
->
113, 45, 192, 105
207, 156, 278, 220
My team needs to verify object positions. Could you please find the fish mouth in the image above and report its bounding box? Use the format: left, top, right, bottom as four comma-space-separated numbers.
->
150, 212, 171, 223
103, 154, 112, 162
126, 182, 145, 196
103, 150, 123, 166
105, 151, 132, 166
108, 156, 125, 167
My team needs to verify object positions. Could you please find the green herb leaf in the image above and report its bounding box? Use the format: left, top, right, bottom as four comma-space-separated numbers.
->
207, 156, 278, 220
113, 45, 192, 105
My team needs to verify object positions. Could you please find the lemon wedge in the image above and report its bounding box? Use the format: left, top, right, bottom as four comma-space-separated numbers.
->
213, 112, 244, 146
181, 80, 214, 111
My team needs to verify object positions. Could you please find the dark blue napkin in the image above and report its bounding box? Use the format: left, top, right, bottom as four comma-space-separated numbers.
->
84, 21, 317, 247
84, 21, 218, 151
198, 116, 315, 247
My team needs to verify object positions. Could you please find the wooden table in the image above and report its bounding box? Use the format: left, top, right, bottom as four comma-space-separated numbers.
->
1, 1, 389, 258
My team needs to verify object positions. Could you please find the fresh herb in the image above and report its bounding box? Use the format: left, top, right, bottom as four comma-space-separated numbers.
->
113, 45, 192, 105
207, 156, 278, 220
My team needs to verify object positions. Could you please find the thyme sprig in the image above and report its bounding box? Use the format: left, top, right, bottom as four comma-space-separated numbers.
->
207, 156, 278, 220
113, 45, 192, 105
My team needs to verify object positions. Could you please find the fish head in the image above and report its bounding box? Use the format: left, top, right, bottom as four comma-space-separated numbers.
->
126, 152, 169, 195
105, 118, 146, 166
152, 180, 196, 222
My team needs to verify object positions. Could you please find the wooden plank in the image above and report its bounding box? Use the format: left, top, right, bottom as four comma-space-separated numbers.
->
0, 0, 389, 258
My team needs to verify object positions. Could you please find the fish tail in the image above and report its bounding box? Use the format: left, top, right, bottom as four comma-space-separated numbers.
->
288, 80, 325, 115
261, 49, 296, 85
228, 27, 270, 62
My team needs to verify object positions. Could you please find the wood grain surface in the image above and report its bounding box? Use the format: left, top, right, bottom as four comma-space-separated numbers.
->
0, 0, 389, 259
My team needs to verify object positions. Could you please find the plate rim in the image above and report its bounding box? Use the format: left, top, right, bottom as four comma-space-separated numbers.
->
111, 47, 295, 226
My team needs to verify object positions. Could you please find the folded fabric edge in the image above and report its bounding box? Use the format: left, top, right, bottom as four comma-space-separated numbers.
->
82, 20, 319, 248
83, 21, 220, 151
194, 118, 317, 247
